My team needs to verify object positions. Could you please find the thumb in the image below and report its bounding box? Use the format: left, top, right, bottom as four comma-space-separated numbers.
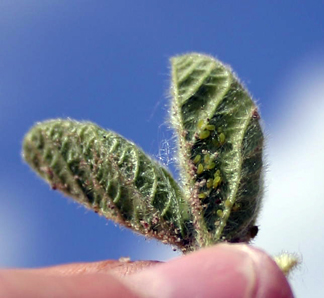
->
123, 244, 294, 298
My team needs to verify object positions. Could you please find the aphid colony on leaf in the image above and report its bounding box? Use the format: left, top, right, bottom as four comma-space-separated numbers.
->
23, 53, 266, 253
191, 117, 229, 221
22, 52, 299, 278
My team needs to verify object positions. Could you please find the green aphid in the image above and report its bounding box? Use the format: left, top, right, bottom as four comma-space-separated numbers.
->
206, 178, 213, 188
199, 130, 210, 140
216, 209, 223, 217
214, 169, 221, 178
198, 193, 207, 199
213, 176, 222, 188
197, 119, 205, 129
197, 163, 204, 175
224, 199, 231, 208
206, 162, 216, 170
193, 155, 201, 164
219, 132, 226, 144
206, 124, 215, 131
204, 154, 211, 164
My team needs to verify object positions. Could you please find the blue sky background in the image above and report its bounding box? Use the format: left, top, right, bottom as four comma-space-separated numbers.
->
1, 1, 324, 296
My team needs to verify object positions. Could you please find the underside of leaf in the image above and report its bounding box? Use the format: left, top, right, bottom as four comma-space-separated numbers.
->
170, 53, 264, 249
23, 120, 194, 251
23, 53, 264, 253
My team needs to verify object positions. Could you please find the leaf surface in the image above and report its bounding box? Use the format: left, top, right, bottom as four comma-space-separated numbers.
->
23, 120, 193, 250
170, 53, 264, 248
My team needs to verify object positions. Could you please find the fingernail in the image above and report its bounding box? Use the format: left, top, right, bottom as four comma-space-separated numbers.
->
123, 244, 294, 298
240, 246, 294, 298
122, 245, 248, 297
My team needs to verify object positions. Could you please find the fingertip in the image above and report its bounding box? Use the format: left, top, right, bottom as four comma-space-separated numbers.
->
0, 245, 294, 298
0, 270, 139, 298
241, 246, 294, 298
123, 244, 294, 298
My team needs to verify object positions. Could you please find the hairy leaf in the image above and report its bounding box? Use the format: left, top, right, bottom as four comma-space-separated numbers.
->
23, 120, 194, 251
23, 53, 264, 253
170, 53, 264, 249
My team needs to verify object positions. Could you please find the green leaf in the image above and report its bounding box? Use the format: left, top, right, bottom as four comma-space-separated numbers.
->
170, 53, 264, 249
23, 119, 193, 251
23, 53, 264, 253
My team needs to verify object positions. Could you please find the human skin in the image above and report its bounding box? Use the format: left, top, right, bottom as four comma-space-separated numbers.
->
0, 244, 293, 298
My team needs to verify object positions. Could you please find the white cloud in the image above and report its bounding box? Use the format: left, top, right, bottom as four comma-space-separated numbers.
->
0, 188, 39, 268
255, 53, 324, 297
